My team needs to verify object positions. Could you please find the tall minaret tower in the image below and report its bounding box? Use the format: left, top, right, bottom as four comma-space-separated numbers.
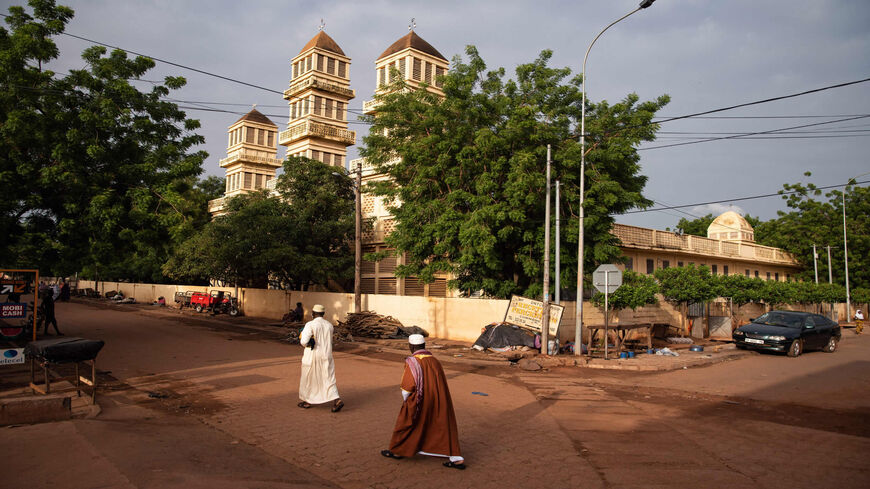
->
208, 107, 283, 216
353, 27, 450, 297
279, 29, 355, 168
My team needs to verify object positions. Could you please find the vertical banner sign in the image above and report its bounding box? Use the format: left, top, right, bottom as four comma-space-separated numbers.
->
504, 295, 564, 337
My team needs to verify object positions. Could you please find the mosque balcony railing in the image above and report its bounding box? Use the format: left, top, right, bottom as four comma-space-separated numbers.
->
207, 197, 226, 215
611, 223, 798, 266
362, 98, 382, 114
219, 150, 283, 168
284, 76, 355, 99
279, 121, 356, 145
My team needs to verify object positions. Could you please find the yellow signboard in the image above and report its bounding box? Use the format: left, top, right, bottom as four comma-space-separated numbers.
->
504, 295, 563, 337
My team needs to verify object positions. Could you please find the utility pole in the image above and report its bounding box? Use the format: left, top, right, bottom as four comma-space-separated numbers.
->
354, 160, 362, 313
826, 246, 832, 284
555, 181, 561, 304
813, 244, 818, 284
541, 145, 552, 354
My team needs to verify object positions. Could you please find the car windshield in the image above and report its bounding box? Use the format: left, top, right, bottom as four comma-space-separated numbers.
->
754, 312, 803, 329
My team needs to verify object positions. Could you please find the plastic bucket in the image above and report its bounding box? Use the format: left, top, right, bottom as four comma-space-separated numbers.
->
689, 345, 704, 352
627, 351, 635, 358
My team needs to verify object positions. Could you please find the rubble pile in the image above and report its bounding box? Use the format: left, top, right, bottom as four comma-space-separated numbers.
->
336, 311, 406, 339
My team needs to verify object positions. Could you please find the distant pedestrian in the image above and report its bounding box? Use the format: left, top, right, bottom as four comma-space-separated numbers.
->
59, 280, 70, 301
51, 281, 61, 301
38, 290, 62, 336
291, 302, 304, 322
381, 334, 465, 470
297, 304, 344, 412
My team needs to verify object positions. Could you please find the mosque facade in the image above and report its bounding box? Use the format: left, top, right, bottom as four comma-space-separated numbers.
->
207, 30, 802, 295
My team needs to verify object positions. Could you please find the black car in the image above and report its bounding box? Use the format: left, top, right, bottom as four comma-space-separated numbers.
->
732, 310, 840, 357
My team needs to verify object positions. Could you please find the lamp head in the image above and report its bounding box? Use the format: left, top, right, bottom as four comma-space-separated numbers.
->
639, 0, 656, 8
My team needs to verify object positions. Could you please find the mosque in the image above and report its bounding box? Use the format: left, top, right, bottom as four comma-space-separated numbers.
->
207, 29, 802, 297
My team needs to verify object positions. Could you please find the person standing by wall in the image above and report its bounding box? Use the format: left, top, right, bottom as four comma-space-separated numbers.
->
297, 304, 344, 412
38, 289, 61, 336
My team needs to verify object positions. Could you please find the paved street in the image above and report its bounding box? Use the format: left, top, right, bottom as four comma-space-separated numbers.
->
3, 300, 869, 488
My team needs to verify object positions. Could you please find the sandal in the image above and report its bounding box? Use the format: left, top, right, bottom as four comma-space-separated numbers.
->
297, 401, 311, 409
443, 461, 466, 470
331, 400, 345, 412
380, 450, 403, 460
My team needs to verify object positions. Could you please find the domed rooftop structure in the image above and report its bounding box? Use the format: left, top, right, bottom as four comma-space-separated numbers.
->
299, 30, 346, 56
707, 211, 755, 242
378, 30, 446, 62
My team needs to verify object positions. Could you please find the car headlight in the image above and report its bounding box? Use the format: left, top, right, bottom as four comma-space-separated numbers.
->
766, 335, 786, 341
732, 330, 744, 336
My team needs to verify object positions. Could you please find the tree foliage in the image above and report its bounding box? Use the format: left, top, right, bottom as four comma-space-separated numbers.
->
164, 157, 356, 289
362, 46, 669, 298
591, 270, 659, 311
654, 265, 716, 305
0, 0, 211, 281
752, 173, 869, 290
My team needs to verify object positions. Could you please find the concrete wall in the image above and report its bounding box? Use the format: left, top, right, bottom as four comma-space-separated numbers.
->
77, 280, 861, 343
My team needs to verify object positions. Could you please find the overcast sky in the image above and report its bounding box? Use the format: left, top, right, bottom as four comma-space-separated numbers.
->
8, 0, 870, 230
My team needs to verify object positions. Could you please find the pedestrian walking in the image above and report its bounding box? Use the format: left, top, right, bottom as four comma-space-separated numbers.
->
381, 334, 465, 470
38, 289, 62, 336
297, 304, 344, 412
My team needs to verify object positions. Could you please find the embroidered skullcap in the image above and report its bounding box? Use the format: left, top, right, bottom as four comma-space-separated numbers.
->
408, 334, 425, 345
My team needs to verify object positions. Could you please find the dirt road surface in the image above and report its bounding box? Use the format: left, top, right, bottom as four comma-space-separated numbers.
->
3, 300, 868, 489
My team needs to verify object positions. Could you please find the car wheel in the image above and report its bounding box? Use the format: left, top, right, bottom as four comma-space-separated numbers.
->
787, 339, 802, 357
194, 304, 203, 313
823, 336, 838, 353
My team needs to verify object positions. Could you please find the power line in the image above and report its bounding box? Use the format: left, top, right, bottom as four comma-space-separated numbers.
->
639, 115, 870, 150
625, 180, 870, 215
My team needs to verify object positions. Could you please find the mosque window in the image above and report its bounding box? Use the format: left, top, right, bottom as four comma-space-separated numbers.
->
413, 58, 422, 80
257, 129, 264, 145
712, 264, 718, 275
292, 63, 297, 79
268, 131, 274, 147
336, 155, 344, 167
325, 98, 333, 118
435, 66, 445, 87
398, 58, 406, 79
244, 172, 252, 189
755, 270, 759, 278
662, 260, 670, 269
766, 272, 771, 280
378, 67, 386, 87
646, 259, 654, 274
314, 96, 322, 116
317, 54, 324, 72
327, 57, 335, 74
338, 60, 347, 78
724, 265, 729, 276
303, 98, 310, 115
425, 62, 432, 84
677, 261, 684, 267
246, 128, 254, 143
745, 269, 750, 277
305, 56, 311, 72
312, 150, 321, 162
336, 101, 344, 121
774, 272, 779, 281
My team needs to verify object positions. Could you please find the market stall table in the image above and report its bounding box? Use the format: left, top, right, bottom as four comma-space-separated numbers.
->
586, 323, 653, 357
25, 337, 105, 404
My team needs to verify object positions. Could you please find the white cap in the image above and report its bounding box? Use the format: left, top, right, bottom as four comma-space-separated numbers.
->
312, 304, 325, 313
408, 334, 425, 345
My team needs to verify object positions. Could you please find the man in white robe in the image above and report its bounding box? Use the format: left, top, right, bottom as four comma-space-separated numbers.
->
298, 304, 344, 412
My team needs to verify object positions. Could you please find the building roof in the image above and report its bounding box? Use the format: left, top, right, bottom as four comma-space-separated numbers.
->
709, 211, 754, 233
299, 31, 346, 56
235, 108, 277, 127
378, 30, 446, 62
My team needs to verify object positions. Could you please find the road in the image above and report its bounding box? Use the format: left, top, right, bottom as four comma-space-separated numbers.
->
3, 300, 869, 489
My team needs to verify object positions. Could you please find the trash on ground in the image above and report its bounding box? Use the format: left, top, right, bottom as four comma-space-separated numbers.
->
471, 391, 489, 396
667, 337, 693, 344
655, 347, 680, 357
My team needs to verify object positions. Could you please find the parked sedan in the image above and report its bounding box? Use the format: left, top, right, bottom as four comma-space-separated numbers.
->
732, 310, 840, 357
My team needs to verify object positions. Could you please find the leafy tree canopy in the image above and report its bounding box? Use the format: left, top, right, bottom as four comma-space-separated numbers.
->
164, 157, 356, 289
0, 0, 210, 281
753, 172, 869, 290
591, 270, 659, 311
362, 46, 669, 298
654, 264, 716, 305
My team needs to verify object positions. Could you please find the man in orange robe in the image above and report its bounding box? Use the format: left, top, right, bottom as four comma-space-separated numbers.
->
381, 334, 465, 469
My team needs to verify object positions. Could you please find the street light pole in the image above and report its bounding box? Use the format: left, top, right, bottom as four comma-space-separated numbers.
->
843, 171, 870, 321
575, 0, 656, 356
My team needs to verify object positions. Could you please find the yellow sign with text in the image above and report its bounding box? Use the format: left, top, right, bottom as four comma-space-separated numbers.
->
504, 295, 563, 336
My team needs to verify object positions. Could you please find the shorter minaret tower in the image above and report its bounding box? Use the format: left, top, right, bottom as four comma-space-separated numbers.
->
208, 107, 283, 216
280, 28, 355, 168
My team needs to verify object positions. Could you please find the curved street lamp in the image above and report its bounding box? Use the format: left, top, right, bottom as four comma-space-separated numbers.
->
576, 0, 656, 355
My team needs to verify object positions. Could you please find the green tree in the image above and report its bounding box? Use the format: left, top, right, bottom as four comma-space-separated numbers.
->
165, 157, 356, 289
754, 173, 870, 290
654, 265, 716, 333
362, 47, 668, 298
714, 274, 765, 307
0, 0, 208, 281
591, 270, 659, 320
